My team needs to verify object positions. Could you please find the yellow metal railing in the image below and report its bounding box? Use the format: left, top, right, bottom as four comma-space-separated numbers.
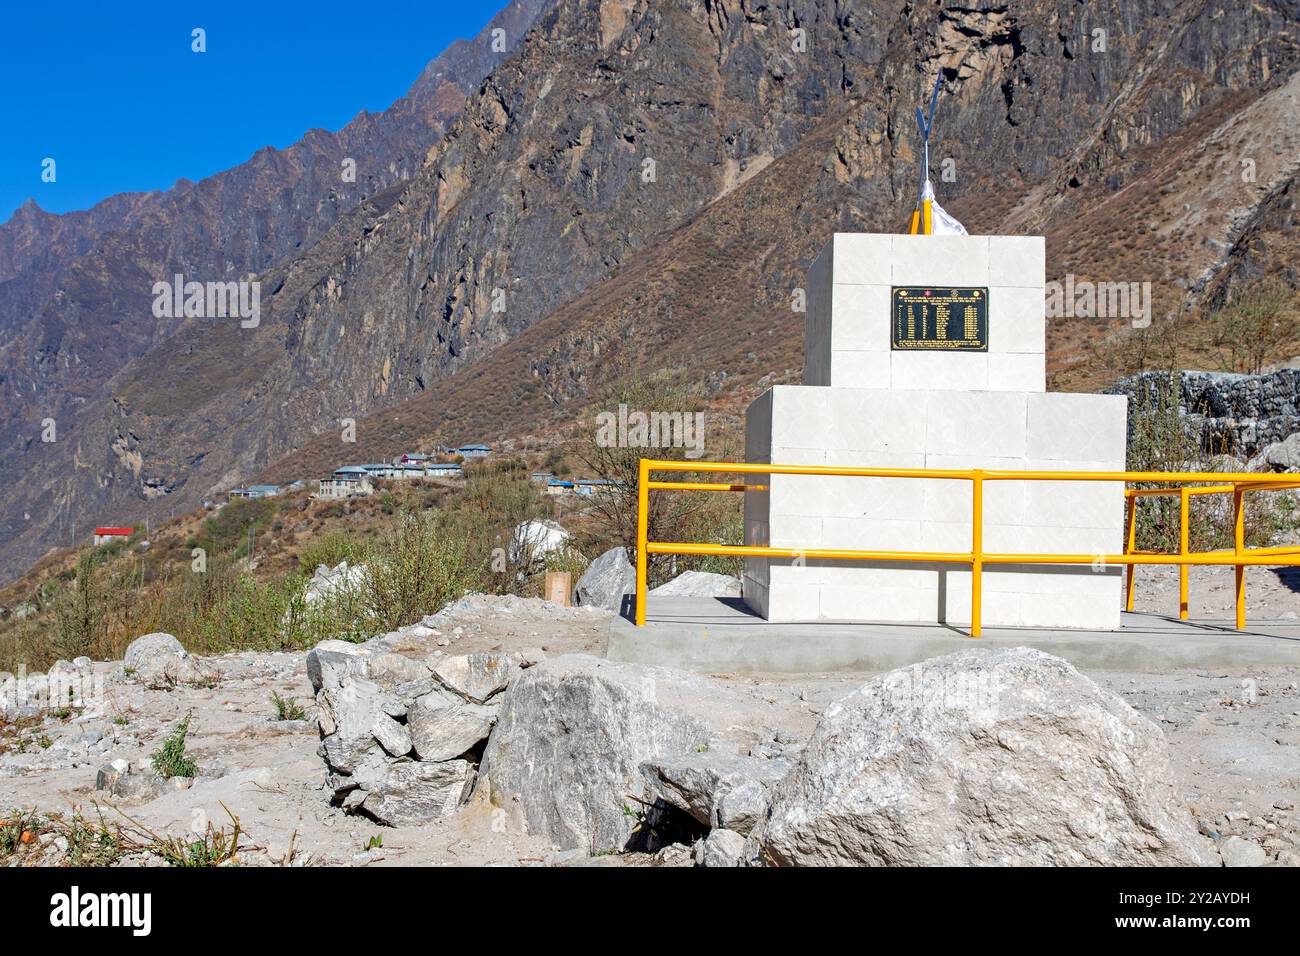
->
634, 458, 1300, 636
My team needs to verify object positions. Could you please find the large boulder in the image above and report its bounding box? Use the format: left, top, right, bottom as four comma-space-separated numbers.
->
509, 520, 570, 565
304, 561, 367, 607
573, 547, 635, 612
122, 633, 188, 682
650, 571, 742, 598
477, 656, 720, 851
751, 647, 1211, 866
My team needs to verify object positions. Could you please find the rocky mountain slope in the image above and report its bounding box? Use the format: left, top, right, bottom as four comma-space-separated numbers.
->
4, 0, 1299, 584
0, 0, 552, 566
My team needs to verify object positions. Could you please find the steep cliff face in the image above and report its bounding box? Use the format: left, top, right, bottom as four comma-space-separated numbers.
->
0, 0, 551, 471
3, 0, 1299, 583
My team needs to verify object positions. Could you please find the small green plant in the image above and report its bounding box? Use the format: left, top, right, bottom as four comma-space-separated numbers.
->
0, 809, 43, 861
37, 735, 52, 750
270, 690, 307, 722
58, 809, 126, 867
151, 713, 198, 779
112, 714, 129, 726
116, 803, 242, 867
364, 834, 383, 851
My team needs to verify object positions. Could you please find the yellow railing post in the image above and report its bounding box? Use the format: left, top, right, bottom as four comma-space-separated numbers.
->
635, 458, 649, 626
970, 471, 983, 638
1124, 492, 1137, 612
1179, 486, 1190, 620
1234, 486, 1246, 630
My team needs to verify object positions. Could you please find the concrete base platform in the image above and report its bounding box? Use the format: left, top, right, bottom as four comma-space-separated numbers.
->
607, 597, 1300, 674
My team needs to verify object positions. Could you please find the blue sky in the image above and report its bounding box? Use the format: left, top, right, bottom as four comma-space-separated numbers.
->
0, 1, 507, 221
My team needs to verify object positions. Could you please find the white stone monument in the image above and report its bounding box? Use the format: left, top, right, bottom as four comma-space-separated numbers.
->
743, 233, 1128, 630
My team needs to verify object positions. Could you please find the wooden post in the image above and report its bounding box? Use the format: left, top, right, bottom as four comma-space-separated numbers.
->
544, 571, 572, 608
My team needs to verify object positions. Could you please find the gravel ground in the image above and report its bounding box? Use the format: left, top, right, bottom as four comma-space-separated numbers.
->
2, 588, 1297, 866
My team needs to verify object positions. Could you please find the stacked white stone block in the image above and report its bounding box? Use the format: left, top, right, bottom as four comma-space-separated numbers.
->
744, 233, 1128, 630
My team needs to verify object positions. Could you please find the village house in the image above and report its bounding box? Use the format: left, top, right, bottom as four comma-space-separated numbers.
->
316, 466, 373, 499
574, 478, 615, 497
546, 479, 575, 496
93, 526, 133, 546
424, 462, 463, 479
398, 452, 430, 465
530, 471, 554, 483
456, 443, 491, 459
246, 484, 281, 499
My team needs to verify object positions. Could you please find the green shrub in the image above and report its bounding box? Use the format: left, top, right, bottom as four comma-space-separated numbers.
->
1127, 373, 1300, 552
151, 714, 198, 780
297, 529, 363, 573
54, 552, 107, 661
364, 510, 478, 631
270, 691, 307, 722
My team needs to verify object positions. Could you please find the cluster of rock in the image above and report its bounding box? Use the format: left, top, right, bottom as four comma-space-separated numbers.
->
476, 648, 1211, 866
1109, 369, 1300, 462
307, 634, 539, 826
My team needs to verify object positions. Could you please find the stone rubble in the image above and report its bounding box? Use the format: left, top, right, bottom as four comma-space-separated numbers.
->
1109, 369, 1300, 460
2, 590, 1295, 868
305, 604, 560, 827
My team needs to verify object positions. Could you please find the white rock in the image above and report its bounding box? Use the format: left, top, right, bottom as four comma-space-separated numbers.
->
694, 828, 746, 867
371, 713, 413, 758
360, 760, 472, 826
122, 633, 188, 682
408, 695, 497, 762
751, 647, 1211, 866
432, 652, 519, 704
306, 640, 373, 693
509, 520, 570, 565
304, 561, 368, 607
1220, 836, 1267, 867
650, 571, 742, 598
641, 751, 789, 835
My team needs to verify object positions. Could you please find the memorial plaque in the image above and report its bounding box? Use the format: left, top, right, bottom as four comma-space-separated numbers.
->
891, 286, 988, 351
